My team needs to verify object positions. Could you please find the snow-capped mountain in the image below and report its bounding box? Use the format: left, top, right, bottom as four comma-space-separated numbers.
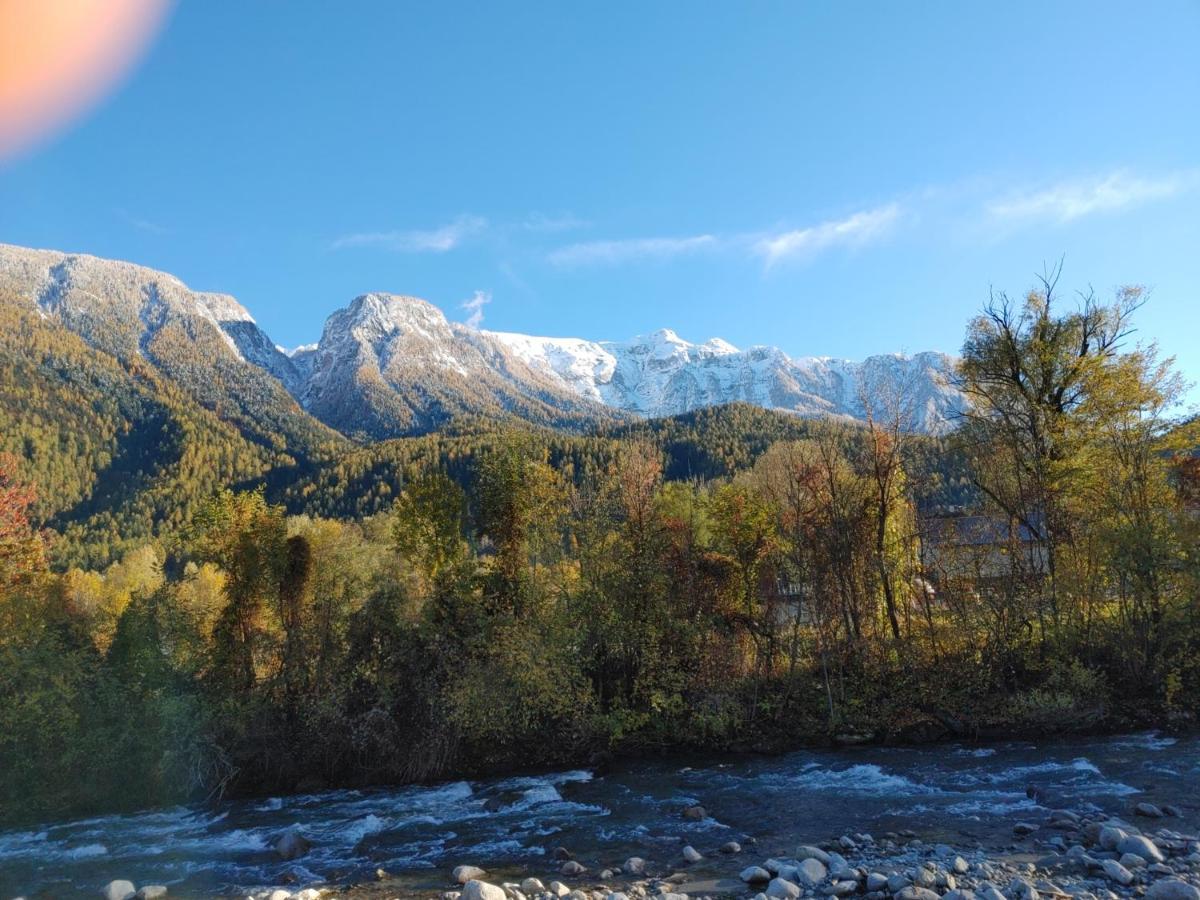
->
0, 243, 965, 439
297, 292, 611, 439
488, 328, 964, 433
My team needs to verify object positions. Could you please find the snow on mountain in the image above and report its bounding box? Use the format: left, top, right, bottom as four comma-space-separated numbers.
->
486, 328, 964, 433
0, 243, 306, 392
0, 243, 965, 437
299, 292, 613, 438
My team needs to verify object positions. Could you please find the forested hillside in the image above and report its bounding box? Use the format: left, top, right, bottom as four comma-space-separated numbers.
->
2, 278, 1196, 829
0, 296, 337, 569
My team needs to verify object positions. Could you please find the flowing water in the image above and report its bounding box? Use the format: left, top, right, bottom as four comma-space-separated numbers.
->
2, 733, 1197, 898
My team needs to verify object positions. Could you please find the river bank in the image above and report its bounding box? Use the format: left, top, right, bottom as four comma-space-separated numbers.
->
3, 732, 1197, 899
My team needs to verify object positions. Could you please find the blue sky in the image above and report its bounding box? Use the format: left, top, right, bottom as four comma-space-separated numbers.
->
2, 1, 1199, 393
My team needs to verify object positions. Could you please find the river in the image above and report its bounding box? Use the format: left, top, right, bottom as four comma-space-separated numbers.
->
1, 732, 1196, 898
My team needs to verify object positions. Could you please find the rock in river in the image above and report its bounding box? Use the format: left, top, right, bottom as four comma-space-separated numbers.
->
102, 881, 136, 900
462, 881, 508, 900
455, 866, 488, 884
274, 828, 311, 860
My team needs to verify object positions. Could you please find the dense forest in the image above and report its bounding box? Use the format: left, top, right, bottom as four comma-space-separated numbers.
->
1, 277, 1198, 827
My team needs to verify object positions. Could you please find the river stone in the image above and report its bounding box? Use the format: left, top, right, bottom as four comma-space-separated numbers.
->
549, 882, 571, 897
624, 858, 647, 875
682, 846, 702, 863
977, 885, 1006, 900
102, 882, 136, 900
1120, 852, 1147, 870
682, 805, 707, 820
274, 828, 311, 860
456, 866, 489, 884
561, 861, 587, 877
1117, 834, 1164, 862
136, 888, 168, 900
887, 875, 911, 894
721, 841, 742, 854
867, 874, 889, 892
799, 846, 833, 866
1136, 802, 1165, 818
795, 858, 828, 887
522, 880, 545, 893
565, 891, 589, 900
463, 882, 508, 900
952, 858, 969, 875
766, 877, 802, 899
1098, 826, 1128, 850
1146, 880, 1200, 900
829, 881, 858, 896
607, 894, 630, 900
1100, 860, 1133, 885
268, 891, 291, 900
944, 892, 976, 900
895, 888, 940, 900
742, 867, 772, 884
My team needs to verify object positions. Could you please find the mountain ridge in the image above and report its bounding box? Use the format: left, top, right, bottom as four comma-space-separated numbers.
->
0, 243, 966, 437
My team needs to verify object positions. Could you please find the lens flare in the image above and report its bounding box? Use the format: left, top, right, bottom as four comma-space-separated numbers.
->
0, 0, 172, 162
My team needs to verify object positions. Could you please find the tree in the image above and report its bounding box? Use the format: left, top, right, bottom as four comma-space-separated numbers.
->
956, 267, 1146, 635
191, 489, 287, 690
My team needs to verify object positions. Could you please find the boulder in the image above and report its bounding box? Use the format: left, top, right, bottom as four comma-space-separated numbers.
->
795, 858, 828, 887
682, 846, 702, 864
136, 888, 168, 900
561, 861, 587, 877
456, 866, 489, 885
799, 846, 833, 866
549, 882, 571, 897
828, 882, 858, 896
1100, 859, 1133, 886
766, 877, 802, 899
1117, 834, 1164, 863
463, 881, 508, 900
867, 874, 889, 892
274, 829, 312, 861
1098, 826, 1128, 851
521, 879, 545, 893
1146, 880, 1200, 900
895, 888, 940, 900
1120, 853, 1147, 869
952, 858, 969, 875
624, 858, 647, 875
102, 882, 137, 900
742, 867, 772, 884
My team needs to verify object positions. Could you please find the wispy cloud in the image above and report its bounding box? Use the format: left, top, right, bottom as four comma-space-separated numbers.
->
331, 214, 487, 252
987, 171, 1195, 224
522, 212, 590, 233
548, 234, 717, 267
115, 207, 168, 235
460, 290, 491, 328
756, 204, 901, 268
